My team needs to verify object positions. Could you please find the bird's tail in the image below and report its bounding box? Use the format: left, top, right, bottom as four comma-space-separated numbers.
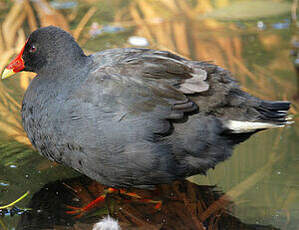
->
225, 100, 293, 134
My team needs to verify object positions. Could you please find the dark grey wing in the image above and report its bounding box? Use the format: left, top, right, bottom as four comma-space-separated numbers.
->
55, 50, 212, 188
93, 48, 210, 94
115, 49, 210, 94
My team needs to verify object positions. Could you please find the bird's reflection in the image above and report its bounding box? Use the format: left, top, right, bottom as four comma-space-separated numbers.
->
16, 176, 278, 230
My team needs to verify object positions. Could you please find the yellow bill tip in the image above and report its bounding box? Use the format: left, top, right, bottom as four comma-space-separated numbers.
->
2, 68, 16, 80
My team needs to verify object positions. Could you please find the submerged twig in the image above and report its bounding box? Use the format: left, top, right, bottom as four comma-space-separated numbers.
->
0, 191, 30, 209
0, 219, 7, 230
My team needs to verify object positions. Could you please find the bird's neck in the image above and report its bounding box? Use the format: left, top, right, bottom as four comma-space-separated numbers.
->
37, 55, 92, 80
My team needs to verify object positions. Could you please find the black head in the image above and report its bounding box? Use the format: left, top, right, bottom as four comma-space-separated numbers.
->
2, 26, 87, 78
24, 26, 86, 73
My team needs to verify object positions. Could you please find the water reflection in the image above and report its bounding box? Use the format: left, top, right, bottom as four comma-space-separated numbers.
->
17, 176, 278, 230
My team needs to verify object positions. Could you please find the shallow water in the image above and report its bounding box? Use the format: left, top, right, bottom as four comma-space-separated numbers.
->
0, 0, 298, 229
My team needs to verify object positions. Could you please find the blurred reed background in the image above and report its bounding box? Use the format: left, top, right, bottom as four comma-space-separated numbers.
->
0, 0, 298, 229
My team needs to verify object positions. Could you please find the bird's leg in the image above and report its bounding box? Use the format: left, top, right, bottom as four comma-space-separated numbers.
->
118, 189, 162, 210
66, 187, 162, 218
65, 187, 116, 218
138, 198, 163, 210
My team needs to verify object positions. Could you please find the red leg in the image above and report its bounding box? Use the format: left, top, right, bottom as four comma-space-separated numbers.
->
66, 187, 162, 218
119, 189, 162, 210
66, 188, 116, 218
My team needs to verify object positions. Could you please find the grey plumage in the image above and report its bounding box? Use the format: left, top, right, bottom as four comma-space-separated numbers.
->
18, 26, 291, 188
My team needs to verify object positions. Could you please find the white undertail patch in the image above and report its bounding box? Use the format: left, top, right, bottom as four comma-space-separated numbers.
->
225, 120, 294, 133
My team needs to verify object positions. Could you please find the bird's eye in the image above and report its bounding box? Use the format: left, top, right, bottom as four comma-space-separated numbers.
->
29, 45, 37, 53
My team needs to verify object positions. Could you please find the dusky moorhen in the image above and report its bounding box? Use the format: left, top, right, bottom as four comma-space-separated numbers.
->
2, 26, 292, 189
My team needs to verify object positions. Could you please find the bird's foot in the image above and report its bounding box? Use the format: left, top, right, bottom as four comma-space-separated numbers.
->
66, 194, 106, 218
66, 187, 162, 218
65, 188, 115, 218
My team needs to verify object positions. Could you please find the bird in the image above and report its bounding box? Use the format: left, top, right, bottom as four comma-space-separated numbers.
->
2, 26, 292, 190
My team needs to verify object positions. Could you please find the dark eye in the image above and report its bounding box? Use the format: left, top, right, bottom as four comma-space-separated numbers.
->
29, 45, 37, 53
